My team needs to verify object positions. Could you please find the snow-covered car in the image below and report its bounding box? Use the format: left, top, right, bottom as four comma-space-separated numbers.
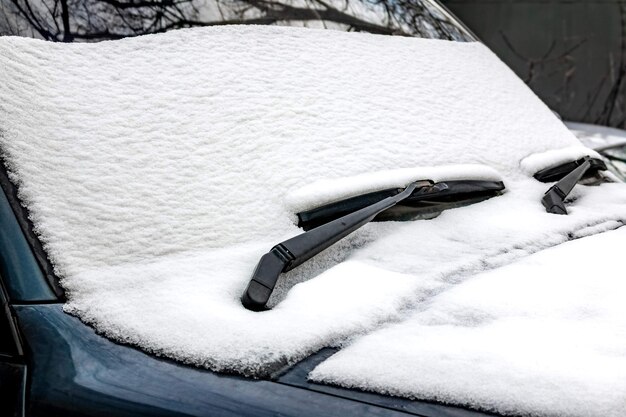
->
565, 121, 626, 181
1, 8, 626, 417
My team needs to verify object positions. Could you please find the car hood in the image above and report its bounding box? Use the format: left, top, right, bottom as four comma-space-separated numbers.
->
311, 225, 626, 417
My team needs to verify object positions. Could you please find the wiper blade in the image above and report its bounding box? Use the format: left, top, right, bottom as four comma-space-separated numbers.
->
541, 156, 604, 214
241, 179, 505, 311
298, 180, 505, 230
534, 156, 606, 183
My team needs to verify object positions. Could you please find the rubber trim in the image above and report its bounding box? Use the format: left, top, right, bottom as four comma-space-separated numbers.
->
0, 157, 64, 299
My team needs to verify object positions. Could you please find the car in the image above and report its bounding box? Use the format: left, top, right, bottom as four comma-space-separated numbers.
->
1, 3, 625, 417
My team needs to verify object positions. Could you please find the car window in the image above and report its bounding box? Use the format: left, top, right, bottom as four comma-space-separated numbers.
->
1, 0, 476, 42
212, 0, 475, 40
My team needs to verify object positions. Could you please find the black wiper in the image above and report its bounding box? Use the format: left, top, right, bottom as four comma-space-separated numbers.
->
241, 181, 427, 311
534, 156, 606, 183
241, 179, 505, 311
541, 156, 606, 214
298, 180, 505, 230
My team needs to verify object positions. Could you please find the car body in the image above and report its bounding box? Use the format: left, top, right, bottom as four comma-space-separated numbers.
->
1, 2, 625, 417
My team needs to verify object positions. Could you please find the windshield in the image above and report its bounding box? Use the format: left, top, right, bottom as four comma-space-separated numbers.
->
1, 0, 475, 42
208, 0, 475, 40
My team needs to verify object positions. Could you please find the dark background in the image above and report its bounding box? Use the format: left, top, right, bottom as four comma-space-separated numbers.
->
443, 0, 625, 128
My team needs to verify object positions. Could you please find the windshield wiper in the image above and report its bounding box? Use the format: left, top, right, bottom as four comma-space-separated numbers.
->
241, 179, 505, 311
534, 156, 606, 183
541, 156, 606, 214
298, 180, 505, 230
241, 181, 426, 311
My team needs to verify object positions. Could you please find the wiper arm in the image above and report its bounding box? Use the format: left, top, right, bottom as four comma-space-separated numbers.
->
241, 180, 431, 311
242, 178, 505, 311
541, 156, 597, 215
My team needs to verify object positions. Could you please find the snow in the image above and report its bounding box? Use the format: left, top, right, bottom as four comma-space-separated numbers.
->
1, 25, 626, 413
310, 226, 626, 417
286, 164, 502, 213
519, 145, 601, 176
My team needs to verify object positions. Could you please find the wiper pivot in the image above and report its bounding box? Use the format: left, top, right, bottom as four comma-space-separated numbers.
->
241, 180, 429, 311
541, 156, 600, 215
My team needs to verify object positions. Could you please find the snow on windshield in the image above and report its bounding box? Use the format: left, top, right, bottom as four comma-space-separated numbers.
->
1, 25, 625, 416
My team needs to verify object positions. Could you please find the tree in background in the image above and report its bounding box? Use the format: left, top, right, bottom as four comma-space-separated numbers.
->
498, 4, 625, 129
0, 0, 471, 41
442, 0, 625, 129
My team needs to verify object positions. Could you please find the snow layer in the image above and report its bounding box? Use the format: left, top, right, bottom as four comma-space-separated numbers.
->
1, 25, 626, 414
63, 180, 626, 380
310, 226, 626, 417
286, 164, 501, 213
519, 145, 601, 176
0, 26, 579, 276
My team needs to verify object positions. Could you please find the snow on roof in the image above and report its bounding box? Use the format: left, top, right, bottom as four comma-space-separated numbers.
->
1, 25, 626, 415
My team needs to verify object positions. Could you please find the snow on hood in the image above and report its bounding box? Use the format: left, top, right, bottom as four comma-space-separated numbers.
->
311, 226, 626, 417
1, 25, 626, 415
